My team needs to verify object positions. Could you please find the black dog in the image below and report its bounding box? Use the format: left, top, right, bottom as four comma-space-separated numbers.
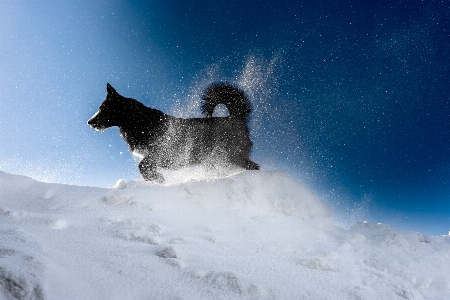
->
88, 83, 259, 182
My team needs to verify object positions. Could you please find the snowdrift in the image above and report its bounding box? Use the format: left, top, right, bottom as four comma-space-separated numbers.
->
0, 170, 449, 299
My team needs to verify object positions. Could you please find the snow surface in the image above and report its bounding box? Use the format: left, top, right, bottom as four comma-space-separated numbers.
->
0, 170, 449, 300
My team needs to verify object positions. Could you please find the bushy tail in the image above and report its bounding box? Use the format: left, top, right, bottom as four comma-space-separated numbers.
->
201, 82, 251, 120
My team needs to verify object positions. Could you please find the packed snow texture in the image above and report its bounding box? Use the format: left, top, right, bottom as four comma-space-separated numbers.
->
0, 170, 449, 299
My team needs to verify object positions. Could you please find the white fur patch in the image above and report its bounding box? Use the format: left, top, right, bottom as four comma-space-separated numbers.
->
90, 110, 99, 119
132, 151, 145, 159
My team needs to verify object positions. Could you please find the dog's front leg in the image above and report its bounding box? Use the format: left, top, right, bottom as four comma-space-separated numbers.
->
139, 156, 164, 183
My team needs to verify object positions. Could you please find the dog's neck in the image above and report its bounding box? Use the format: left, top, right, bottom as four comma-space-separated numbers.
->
117, 108, 170, 153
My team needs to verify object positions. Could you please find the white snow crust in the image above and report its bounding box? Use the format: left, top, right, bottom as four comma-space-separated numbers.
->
0, 170, 449, 299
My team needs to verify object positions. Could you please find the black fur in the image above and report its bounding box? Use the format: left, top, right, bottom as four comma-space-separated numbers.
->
88, 83, 259, 182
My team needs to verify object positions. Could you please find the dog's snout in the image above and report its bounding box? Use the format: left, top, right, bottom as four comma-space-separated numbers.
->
87, 111, 99, 126
87, 117, 96, 126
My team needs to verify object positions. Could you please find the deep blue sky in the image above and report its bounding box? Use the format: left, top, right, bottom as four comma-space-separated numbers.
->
1, 0, 449, 235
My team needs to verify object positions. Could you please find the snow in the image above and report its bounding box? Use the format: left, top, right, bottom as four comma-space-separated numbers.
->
0, 170, 449, 299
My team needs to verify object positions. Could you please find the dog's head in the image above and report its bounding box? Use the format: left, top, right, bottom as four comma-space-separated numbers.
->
88, 83, 128, 131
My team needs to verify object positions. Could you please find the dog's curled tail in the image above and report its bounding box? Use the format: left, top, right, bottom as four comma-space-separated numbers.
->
201, 82, 252, 120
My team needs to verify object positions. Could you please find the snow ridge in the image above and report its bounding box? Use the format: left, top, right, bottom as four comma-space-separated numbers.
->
0, 171, 449, 299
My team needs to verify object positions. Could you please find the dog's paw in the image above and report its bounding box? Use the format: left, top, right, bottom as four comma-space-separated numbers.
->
142, 172, 165, 184
153, 174, 165, 184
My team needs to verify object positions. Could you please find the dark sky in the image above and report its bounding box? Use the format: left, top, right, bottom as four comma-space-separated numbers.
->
0, 0, 449, 235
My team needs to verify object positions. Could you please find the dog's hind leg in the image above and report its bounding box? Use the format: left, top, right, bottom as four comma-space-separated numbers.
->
231, 157, 260, 170
139, 156, 164, 183
243, 159, 260, 170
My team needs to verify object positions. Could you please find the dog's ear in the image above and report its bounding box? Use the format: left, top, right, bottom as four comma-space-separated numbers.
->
107, 83, 117, 95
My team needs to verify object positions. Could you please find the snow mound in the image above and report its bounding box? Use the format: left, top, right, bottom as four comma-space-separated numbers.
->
118, 171, 333, 223
0, 171, 449, 299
